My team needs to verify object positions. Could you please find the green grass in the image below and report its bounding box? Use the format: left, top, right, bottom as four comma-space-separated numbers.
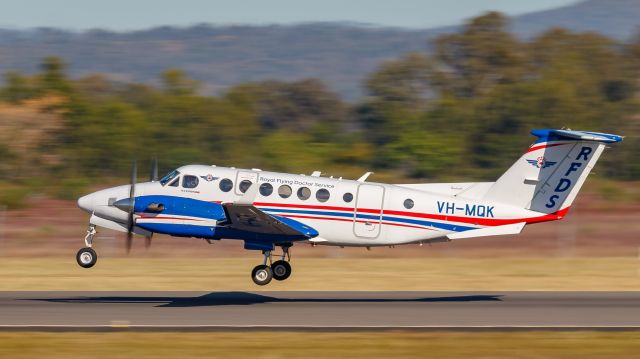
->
0, 332, 639, 358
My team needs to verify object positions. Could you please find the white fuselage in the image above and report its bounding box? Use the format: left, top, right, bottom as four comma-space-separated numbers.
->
114, 164, 557, 247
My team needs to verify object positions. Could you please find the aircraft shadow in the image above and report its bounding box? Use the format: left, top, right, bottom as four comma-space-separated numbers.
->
32, 292, 503, 307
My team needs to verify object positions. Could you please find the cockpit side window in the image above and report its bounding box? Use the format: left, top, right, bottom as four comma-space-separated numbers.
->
168, 177, 179, 187
182, 175, 199, 189
160, 170, 180, 186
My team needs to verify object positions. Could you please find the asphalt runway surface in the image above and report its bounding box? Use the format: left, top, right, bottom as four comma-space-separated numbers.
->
1, 291, 639, 330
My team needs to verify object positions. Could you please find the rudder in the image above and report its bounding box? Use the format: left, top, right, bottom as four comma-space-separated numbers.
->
482, 129, 623, 213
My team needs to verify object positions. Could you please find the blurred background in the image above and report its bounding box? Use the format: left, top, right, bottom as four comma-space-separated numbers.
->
0, 0, 638, 269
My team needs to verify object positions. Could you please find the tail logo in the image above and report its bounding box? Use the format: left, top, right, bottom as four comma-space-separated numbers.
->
526, 157, 556, 169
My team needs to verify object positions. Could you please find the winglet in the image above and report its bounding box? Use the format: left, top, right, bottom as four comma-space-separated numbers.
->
236, 183, 258, 205
357, 172, 373, 182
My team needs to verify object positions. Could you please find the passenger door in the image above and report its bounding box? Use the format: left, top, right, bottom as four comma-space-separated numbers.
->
235, 171, 259, 195
353, 184, 384, 238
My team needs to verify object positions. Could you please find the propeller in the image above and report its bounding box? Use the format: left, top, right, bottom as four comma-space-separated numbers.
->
150, 157, 158, 182
125, 160, 137, 254
117, 158, 159, 253
145, 157, 158, 248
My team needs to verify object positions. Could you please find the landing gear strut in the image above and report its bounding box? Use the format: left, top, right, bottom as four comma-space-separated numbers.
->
251, 245, 293, 285
76, 224, 98, 268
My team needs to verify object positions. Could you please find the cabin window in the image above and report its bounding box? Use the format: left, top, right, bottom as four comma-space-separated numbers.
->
278, 185, 292, 198
259, 183, 273, 197
160, 170, 180, 186
239, 180, 252, 193
316, 188, 330, 203
297, 187, 311, 200
182, 175, 199, 189
219, 178, 233, 192
343, 192, 353, 203
404, 198, 414, 209
168, 177, 180, 187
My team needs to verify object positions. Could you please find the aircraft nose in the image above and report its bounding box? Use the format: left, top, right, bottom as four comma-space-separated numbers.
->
77, 193, 94, 213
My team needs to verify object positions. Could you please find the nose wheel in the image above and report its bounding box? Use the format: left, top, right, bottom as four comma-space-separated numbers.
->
76, 247, 97, 268
77, 224, 98, 268
251, 245, 292, 285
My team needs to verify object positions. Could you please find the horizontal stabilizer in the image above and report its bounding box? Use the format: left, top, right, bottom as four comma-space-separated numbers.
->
446, 222, 525, 240
531, 129, 623, 143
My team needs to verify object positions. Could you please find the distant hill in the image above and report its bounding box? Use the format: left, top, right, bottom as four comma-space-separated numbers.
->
512, 0, 640, 40
0, 0, 638, 99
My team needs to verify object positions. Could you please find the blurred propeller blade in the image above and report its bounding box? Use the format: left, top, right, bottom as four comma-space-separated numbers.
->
129, 160, 137, 200
150, 157, 158, 182
126, 160, 137, 255
126, 231, 133, 254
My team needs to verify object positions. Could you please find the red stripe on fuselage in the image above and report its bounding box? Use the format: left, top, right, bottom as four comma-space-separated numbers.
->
136, 215, 201, 221
526, 142, 570, 153
255, 202, 569, 226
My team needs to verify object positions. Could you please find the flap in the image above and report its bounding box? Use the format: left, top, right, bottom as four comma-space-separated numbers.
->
222, 203, 318, 238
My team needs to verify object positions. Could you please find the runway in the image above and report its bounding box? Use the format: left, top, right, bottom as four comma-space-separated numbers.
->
1, 291, 639, 330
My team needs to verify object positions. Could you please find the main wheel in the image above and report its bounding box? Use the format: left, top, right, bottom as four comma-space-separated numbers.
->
251, 265, 273, 286
76, 247, 97, 268
271, 260, 292, 281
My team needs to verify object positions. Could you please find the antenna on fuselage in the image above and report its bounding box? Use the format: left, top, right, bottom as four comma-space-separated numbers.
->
357, 172, 373, 182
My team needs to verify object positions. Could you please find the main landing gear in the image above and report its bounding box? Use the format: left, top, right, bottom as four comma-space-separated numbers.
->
77, 224, 97, 268
251, 245, 293, 286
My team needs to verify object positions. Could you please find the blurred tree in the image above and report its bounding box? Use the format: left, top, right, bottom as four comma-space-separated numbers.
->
250, 79, 347, 136
366, 53, 433, 108
161, 69, 200, 96
433, 12, 524, 98
1, 72, 36, 103
39, 57, 72, 95
530, 29, 636, 104
62, 99, 149, 176
74, 75, 115, 103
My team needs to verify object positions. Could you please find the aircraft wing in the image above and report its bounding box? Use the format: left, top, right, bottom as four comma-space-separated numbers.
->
222, 203, 317, 238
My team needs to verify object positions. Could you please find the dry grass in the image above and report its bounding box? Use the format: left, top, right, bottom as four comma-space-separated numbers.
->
0, 257, 639, 291
0, 331, 639, 359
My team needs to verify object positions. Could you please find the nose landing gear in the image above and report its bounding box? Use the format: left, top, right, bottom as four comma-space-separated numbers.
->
76, 224, 98, 268
251, 245, 293, 286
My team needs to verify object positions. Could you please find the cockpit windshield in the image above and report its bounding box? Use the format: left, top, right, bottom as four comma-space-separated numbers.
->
160, 170, 180, 186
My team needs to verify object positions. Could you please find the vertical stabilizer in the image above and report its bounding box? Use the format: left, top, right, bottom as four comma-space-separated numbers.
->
482, 129, 623, 213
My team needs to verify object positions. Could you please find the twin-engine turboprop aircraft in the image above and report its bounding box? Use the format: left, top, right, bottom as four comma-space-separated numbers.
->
77, 129, 623, 285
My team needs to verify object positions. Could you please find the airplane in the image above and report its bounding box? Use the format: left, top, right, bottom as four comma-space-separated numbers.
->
76, 128, 623, 285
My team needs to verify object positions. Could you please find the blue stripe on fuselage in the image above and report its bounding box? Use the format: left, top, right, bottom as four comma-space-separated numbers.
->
259, 207, 477, 232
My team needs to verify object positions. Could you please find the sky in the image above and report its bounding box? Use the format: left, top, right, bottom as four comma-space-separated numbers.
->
0, 0, 579, 30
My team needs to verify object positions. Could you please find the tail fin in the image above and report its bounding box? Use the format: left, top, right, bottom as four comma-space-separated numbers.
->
483, 129, 623, 213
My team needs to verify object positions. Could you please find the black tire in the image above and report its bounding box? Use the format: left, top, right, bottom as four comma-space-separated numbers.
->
76, 247, 97, 268
271, 260, 292, 281
251, 265, 273, 286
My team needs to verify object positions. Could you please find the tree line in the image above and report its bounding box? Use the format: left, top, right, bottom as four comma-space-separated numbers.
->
0, 12, 638, 204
